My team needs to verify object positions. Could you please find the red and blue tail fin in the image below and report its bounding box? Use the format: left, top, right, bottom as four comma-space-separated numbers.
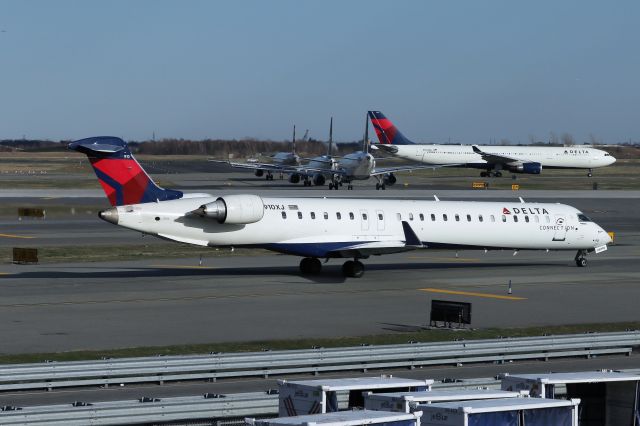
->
367, 111, 416, 145
69, 136, 183, 206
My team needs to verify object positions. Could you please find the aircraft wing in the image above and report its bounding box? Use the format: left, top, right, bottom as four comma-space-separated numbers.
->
471, 145, 521, 164
325, 222, 424, 257
208, 159, 298, 173
370, 163, 456, 177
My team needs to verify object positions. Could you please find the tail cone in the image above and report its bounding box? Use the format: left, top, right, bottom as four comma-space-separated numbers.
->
99, 207, 119, 225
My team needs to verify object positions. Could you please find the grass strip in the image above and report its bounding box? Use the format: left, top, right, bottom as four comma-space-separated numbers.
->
1, 321, 638, 364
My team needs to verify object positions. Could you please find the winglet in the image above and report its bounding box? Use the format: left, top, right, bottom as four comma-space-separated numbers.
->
433, 195, 440, 202
402, 221, 423, 247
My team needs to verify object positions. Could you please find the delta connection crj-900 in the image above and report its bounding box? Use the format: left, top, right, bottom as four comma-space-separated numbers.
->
70, 137, 611, 278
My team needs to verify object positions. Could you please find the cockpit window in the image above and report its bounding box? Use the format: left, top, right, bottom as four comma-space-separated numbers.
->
577, 213, 592, 222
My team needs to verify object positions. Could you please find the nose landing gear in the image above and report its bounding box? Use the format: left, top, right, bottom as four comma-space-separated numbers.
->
575, 250, 588, 267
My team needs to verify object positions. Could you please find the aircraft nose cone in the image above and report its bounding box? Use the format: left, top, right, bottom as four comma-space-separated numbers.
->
99, 207, 119, 225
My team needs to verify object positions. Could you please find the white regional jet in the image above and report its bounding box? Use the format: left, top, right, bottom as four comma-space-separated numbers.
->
69, 136, 611, 278
368, 111, 616, 177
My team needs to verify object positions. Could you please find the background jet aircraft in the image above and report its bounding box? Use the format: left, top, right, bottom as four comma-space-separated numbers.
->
368, 111, 616, 177
328, 114, 447, 190
211, 125, 302, 181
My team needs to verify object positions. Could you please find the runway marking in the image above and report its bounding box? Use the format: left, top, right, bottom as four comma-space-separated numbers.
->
150, 264, 217, 270
419, 288, 526, 301
408, 256, 480, 262
40, 197, 58, 200
0, 233, 35, 239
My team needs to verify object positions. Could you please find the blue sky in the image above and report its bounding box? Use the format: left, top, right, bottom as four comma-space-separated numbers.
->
1, 1, 638, 143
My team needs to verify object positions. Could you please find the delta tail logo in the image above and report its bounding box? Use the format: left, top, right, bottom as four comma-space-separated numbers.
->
503, 207, 511, 215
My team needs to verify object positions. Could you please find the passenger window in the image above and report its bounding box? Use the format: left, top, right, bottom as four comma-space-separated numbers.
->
443, 214, 448, 221
378, 213, 383, 220
323, 212, 328, 220
502, 215, 506, 222
431, 214, 436, 221
311, 212, 316, 219
297, 212, 303, 219
419, 213, 424, 221
466, 214, 471, 222
409, 213, 414, 221
281, 211, 287, 219
513, 216, 518, 222
479, 215, 483, 222
455, 214, 460, 222
491, 215, 495, 222
525, 215, 529, 223
349, 212, 354, 220
336, 212, 341, 220
362, 213, 367, 220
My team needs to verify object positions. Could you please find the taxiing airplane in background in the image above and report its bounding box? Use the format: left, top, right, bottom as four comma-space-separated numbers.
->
368, 111, 616, 177
70, 136, 611, 278
212, 125, 302, 181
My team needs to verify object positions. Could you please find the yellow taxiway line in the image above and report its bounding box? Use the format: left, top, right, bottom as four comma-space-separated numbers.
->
0, 233, 35, 239
419, 288, 526, 301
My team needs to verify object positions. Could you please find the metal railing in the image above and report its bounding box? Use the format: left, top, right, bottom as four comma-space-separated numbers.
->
0, 331, 637, 392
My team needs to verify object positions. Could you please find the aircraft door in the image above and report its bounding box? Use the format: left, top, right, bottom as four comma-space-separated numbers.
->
376, 210, 385, 231
360, 209, 370, 232
552, 214, 567, 241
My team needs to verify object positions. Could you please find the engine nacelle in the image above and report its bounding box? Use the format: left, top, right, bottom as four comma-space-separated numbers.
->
289, 173, 301, 184
194, 194, 264, 224
509, 162, 542, 174
255, 169, 264, 177
313, 173, 326, 186
383, 173, 397, 186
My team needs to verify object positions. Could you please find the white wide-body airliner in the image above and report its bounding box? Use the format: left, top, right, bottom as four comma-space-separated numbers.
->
368, 111, 616, 177
70, 137, 611, 278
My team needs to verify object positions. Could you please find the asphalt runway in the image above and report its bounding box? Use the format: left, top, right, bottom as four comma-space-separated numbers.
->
0, 191, 638, 355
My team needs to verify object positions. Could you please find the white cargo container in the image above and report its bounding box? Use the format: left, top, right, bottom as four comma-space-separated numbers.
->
501, 371, 640, 425
278, 376, 433, 416
246, 409, 422, 426
416, 398, 580, 426
364, 389, 526, 413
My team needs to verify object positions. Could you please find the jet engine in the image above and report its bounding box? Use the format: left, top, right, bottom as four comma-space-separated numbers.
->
255, 169, 264, 177
509, 162, 542, 174
313, 173, 326, 186
194, 194, 264, 224
383, 173, 397, 186
289, 173, 301, 184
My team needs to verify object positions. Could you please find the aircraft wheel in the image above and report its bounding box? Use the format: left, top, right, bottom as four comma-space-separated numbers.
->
381, 184, 386, 190
300, 257, 322, 275
329, 182, 334, 190
375, 183, 381, 190
576, 257, 587, 267
342, 260, 364, 278
348, 185, 353, 190
588, 173, 593, 178
495, 171, 502, 177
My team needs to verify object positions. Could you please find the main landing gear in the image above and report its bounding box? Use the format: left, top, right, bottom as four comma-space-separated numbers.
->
480, 171, 502, 177
375, 182, 386, 190
575, 250, 588, 267
328, 180, 340, 190
265, 172, 274, 181
299, 257, 365, 278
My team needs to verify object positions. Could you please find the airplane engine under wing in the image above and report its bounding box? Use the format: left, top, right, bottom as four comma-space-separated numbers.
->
288, 173, 301, 184
313, 173, 326, 186
509, 162, 542, 174
383, 173, 397, 186
193, 194, 264, 224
